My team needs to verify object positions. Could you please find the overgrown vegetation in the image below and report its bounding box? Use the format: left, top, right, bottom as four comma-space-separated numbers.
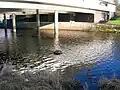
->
0, 63, 82, 90
99, 75, 120, 90
108, 16, 120, 24
108, 0, 120, 25
95, 24, 120, 32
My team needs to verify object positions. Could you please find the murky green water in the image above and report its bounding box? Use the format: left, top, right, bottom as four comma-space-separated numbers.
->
0, 29, 120, 90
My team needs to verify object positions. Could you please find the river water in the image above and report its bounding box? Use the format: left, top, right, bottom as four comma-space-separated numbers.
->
0, 29, 120, 90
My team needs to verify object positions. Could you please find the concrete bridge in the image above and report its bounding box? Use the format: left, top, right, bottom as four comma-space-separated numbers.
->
0, 0, 116, 34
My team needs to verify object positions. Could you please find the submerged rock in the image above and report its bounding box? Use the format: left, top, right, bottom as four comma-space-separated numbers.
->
54, 50, 63, 55
61, 80, 83, 90
100, 79, 120, 90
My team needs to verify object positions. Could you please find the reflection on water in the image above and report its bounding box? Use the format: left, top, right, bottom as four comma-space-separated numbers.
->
0, 29, 120, 90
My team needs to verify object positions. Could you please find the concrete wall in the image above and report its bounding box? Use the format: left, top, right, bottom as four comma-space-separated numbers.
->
40, 22, 94, 30
94, 11, 109, 23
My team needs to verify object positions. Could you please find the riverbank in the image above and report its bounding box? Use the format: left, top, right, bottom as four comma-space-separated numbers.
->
0, 63, 82, 90
108, 16, 120, 25
100, 78, 120, 90
94, 23, 120, 33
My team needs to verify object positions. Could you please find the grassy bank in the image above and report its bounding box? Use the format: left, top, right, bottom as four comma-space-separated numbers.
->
108, 16, 120, 25
0, 65, 82, 90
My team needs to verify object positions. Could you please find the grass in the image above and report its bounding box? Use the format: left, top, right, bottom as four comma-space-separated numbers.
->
99, 75, 120, 90
108, 16, 120, 25
0, 63, 82, 90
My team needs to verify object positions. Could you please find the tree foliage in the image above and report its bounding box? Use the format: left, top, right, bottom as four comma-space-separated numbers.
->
115, 0, 120, 15
117, 4, 120, 11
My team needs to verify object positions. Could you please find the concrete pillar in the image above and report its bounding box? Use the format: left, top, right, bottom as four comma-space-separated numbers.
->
94, 11, 102, 23
12, 13, 16, 32
54, 11, 59, 34
36, 9, 40, 30
54, 33, 61, 51
3, 13, 7, 36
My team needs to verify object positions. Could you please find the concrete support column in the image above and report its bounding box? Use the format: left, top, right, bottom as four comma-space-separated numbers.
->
94, 11, 102, 23
36, 9, 40, 30
12, 13, 16, 32
3, 13, 7, 36
54, 11, 59, 34
54, 33, 60, 50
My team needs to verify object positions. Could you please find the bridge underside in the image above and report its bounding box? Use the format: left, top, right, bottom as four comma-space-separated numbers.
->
0, 1, 114, 23
0, 0, 115, 33
0, 1, 95, 13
